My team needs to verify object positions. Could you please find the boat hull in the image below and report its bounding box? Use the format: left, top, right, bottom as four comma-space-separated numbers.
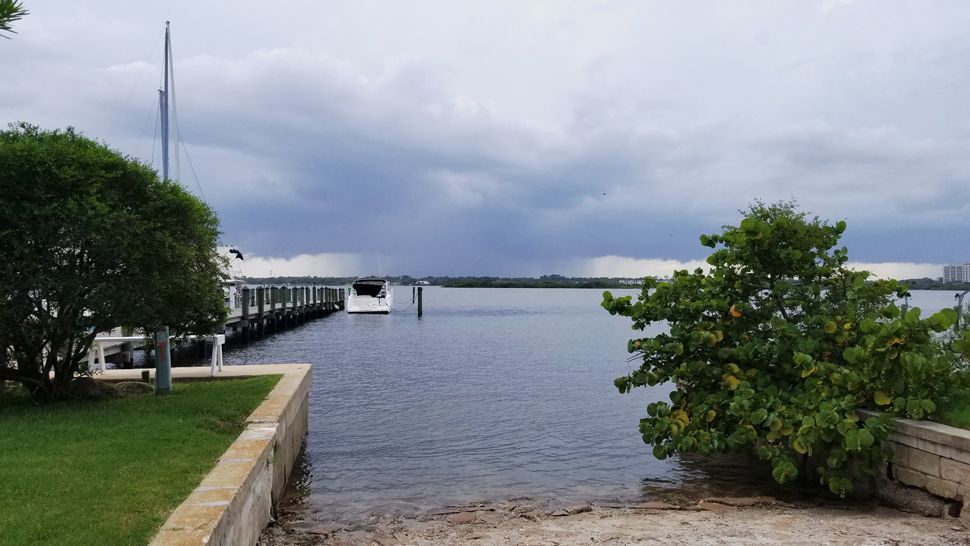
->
346, 300, 391, 313
346, 286, 393, 314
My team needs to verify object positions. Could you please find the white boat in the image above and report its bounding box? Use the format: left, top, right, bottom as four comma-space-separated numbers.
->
347, 277, 393, 314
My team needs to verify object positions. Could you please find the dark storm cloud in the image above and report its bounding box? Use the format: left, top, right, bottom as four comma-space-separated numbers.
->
3, 1, 970, 276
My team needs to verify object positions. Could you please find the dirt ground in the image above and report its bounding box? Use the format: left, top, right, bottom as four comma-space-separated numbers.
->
258, 497, 970, 546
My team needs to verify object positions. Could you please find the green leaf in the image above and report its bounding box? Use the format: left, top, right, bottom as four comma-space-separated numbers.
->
771, 459, 798, 483
828, 477, 852, 497
906, 398, 922, 418
873, 391, 892, 406
793, 352, 814, 367
844, 429, 861, 451
931, 308, 957, 331
842, 346, 865, 365
904, 307, 921, 323
614, 377, 629, 394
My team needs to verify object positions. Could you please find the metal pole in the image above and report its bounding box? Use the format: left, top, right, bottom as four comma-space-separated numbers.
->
160, 22, 170, 181
155, 326, 172, 394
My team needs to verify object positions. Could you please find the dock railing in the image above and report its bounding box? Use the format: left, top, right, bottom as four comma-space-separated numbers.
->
89, 334, 226, 377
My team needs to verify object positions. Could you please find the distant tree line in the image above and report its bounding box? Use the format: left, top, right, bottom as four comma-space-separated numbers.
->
435, 275, 641, 288
242, 274, 646, 289
242, 276, 358, 286
899, 278, 970, 291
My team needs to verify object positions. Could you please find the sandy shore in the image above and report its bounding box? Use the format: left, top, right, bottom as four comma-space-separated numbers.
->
259, 497, 970, 545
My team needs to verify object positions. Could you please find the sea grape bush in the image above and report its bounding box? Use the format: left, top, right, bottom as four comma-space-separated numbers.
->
602, 202, 963, 496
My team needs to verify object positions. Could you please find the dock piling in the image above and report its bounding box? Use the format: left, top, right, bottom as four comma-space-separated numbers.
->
256, 287, 266, 337
241, 287, 251, 342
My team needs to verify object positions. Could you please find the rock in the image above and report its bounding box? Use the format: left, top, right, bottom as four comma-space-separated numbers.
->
696, 501, 737, 513
701, 497, 776, 508
875, 477, 948, 517
551, 504, 593, 517
115, 381, 154, 396
373, 533, 403, 545
633, 501, 679, 510
68, 377, 121, 400
446, 512, 477, 524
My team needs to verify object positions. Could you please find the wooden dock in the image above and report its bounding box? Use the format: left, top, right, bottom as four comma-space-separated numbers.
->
91, 284, 344, 368
225, 285, 345, 341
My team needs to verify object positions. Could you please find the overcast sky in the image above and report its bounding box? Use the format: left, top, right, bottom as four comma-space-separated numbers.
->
3, 1, 969, 278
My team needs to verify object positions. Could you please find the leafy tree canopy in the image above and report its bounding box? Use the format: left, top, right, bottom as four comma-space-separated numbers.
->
603, 201, 965, 496
0, 0, 27, 38
0, 123, 227, 400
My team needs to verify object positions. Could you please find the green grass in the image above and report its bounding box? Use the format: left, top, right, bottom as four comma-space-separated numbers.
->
0, 375, 281, 545
938, 389, 970, 430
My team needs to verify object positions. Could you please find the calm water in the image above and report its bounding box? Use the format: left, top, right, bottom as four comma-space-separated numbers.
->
218, 288, 962, 521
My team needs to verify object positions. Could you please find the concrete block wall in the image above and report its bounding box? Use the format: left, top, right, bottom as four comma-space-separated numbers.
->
861, 410, 970, 518
150, 365, 312, 546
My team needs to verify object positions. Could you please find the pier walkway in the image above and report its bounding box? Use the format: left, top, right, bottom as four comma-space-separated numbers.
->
90, 285, 344, 368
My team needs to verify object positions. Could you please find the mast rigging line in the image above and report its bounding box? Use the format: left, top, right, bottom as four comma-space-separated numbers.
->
177, 126, 208, 204
150, 99, 159, 170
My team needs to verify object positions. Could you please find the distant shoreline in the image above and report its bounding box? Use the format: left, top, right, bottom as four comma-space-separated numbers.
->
242, 276, 646, 289
242, 275, 969, 291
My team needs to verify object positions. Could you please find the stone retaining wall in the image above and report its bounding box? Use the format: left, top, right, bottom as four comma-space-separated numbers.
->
149, 364, 311, 546
860, 410, 970, 518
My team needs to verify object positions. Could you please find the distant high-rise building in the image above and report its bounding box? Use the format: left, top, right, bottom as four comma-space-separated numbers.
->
943, 264, 970, 283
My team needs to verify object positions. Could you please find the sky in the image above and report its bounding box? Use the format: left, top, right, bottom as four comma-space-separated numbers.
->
3, 1, 970, 278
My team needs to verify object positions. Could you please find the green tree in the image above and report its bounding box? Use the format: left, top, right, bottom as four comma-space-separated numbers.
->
0, 123, 227, 400
603, 201, 961, 495
0, 0, 28, 38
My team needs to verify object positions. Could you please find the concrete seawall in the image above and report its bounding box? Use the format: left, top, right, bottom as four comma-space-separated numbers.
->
860, 410, 970, 518
125, 364, 312, 546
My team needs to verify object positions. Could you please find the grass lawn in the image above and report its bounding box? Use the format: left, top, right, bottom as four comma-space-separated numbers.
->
0, 375, 281, 546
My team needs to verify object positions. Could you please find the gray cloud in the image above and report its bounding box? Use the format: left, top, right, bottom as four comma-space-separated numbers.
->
2, 1, 970, 276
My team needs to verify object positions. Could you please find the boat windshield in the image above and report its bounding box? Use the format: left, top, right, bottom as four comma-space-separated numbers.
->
353, 281, 386, 297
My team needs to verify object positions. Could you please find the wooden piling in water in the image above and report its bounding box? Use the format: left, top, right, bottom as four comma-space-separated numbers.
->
241, 287, 251, 342
418, 286, 423, 317
256, 287, 266, 337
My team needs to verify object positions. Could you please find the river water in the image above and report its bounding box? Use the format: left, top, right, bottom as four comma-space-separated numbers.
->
218, 288, 961, 522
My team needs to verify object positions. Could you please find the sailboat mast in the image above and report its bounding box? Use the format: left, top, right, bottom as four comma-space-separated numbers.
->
160, 21, 170, 181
